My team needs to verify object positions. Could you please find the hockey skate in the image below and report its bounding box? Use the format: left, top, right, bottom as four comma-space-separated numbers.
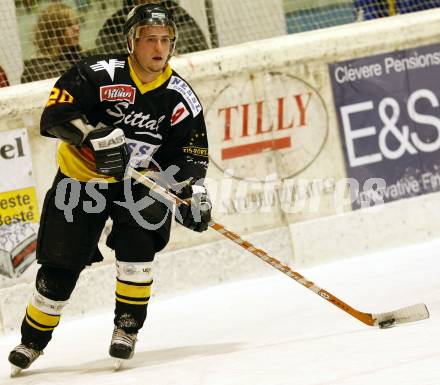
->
109, 327, 137, 370
8, 344, 43, 377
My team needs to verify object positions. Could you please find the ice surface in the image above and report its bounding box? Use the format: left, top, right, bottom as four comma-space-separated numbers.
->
0, 238, 439, 385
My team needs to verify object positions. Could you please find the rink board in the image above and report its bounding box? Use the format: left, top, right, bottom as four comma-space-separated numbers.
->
1, 9, 440, 332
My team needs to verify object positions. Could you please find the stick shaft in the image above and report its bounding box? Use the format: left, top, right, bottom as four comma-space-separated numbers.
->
209, 221, 374, 326
130, 169, 375, 325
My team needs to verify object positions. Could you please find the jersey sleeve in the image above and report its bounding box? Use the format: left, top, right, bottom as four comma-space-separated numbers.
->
40, 63, 98, 138
154, 101, 209, 184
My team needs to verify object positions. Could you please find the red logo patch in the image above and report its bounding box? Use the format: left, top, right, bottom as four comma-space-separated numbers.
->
171, 102, 190, 126
100, 84, 136, 104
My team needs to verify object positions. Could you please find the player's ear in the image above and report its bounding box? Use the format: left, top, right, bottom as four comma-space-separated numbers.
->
127, 37, 133, 54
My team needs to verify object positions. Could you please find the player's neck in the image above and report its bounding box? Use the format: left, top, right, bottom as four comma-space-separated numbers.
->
129, 55, 162, 84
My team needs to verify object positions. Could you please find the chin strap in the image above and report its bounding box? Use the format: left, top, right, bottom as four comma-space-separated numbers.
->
127, 36, 134, 55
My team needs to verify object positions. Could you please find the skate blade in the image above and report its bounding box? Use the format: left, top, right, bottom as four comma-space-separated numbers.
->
113, 359, 125, 370
10, 365, 22, 377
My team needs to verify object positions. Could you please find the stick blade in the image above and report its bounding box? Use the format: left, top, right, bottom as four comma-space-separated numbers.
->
373, 303, 429, 328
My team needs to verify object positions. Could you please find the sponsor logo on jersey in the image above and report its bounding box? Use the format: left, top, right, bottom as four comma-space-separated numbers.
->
90, 59, 125, 81
170, 102, 190, 126
106, 101, 165, 139
126, 138, 161, 169
167, 76, 202, 117
182, 146, 208, 157
100, 84, 136, 104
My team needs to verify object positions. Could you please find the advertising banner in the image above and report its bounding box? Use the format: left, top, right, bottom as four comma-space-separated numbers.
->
206, 72, 329, 181
201, 71, 336, 225
0, 128, 38, 278
330, 43, 440, 209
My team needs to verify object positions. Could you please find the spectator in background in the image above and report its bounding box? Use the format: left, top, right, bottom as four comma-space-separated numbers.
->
354, 0, 440, 20
21, 3, 83, 83
0, 66, 10, 87
15, 0, 39, 14
74, 0, 91, 14
95, 0, 208, 55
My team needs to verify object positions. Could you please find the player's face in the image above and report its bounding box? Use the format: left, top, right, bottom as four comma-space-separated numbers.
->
133, 26, 171, 75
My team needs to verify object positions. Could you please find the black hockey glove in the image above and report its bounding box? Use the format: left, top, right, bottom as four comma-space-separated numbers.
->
85, 127, 129, 181
175, 183, 212, 232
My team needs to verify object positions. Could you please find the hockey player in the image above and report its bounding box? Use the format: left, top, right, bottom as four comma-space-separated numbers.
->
8, 3, 211, 375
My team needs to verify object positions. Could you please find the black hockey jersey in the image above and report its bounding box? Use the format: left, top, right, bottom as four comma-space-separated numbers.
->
40, 54, 209, 183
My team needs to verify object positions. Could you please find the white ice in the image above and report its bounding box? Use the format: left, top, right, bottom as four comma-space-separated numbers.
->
0, 238, 439, 385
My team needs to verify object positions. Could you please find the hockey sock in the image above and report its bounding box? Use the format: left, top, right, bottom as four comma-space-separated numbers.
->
21, 265, 80, 350
114, 261, 153, 333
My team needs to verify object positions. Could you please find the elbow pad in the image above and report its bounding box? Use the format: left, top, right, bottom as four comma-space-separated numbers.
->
45, 118, 95, 146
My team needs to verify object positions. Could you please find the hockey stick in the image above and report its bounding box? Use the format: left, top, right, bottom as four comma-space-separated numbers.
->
128, 168, 429, 328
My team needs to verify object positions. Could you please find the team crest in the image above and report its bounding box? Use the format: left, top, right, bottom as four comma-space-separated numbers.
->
90, 59, 125, 81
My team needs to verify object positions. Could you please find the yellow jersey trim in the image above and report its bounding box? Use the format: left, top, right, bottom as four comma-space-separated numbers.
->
128, 57, 172, 94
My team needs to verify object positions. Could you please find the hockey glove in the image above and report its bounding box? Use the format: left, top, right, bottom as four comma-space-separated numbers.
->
85, 127, 129, 181
175, 183, 212, 232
